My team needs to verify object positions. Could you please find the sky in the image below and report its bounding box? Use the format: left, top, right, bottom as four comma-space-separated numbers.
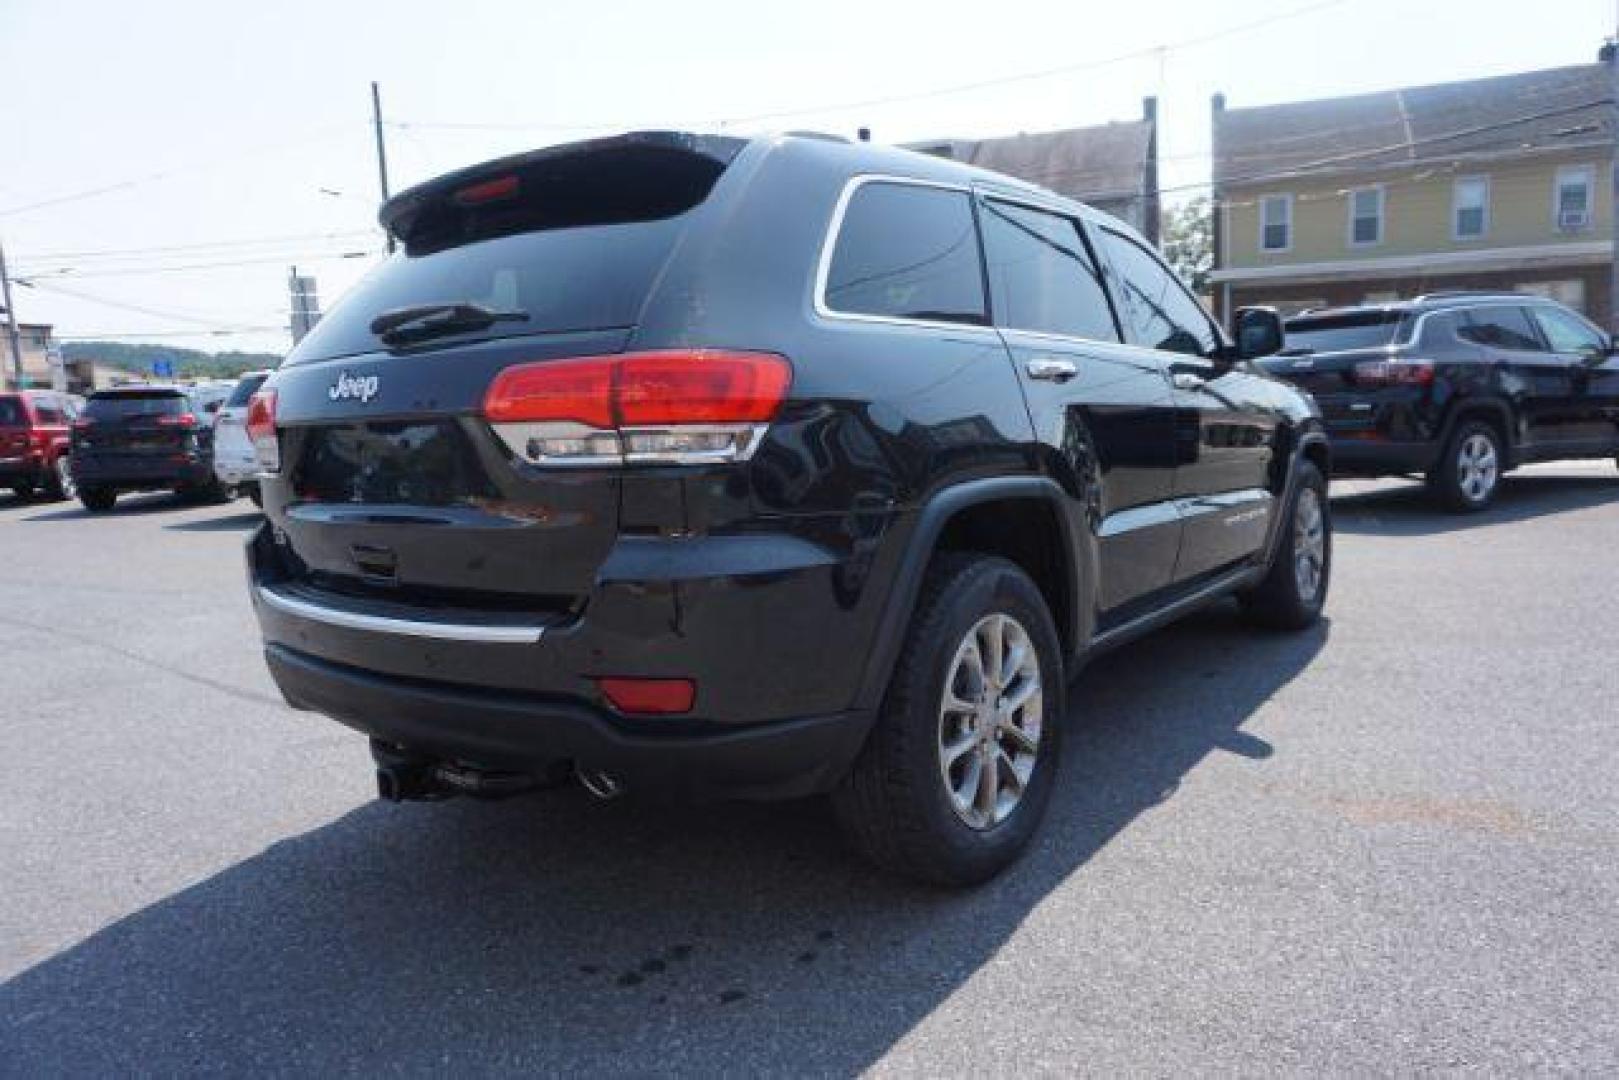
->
1, 0, 1612, 355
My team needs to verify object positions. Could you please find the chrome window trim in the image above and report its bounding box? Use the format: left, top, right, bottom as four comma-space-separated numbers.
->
256, 584, 547, 644
812, 174, 998, 336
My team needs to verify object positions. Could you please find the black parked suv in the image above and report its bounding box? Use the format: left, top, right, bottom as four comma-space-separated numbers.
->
245, 132, 1330, 884
71, 385, 228, 511
1258, 294, 1619, 510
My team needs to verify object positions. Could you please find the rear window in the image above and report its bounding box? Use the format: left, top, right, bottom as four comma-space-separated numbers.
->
1282, 311, 1408, 354
84, 391, 189, 419
823, 182, 987, 326
226, 373, 269, 408
286, 143, 733, 364
0, 397, 25, 426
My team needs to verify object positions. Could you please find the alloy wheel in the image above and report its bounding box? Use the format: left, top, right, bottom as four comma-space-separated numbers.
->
1293, 486, 1326, 601
937, 613, 1043, 830
1457, 432, 1498, 503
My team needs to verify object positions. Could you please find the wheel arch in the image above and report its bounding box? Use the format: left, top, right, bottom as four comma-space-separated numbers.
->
852, 477, 1086, 712
1440, 396, 1516, 466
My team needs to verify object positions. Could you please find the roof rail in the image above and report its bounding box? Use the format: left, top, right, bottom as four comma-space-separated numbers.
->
1412, 289, 1527, 303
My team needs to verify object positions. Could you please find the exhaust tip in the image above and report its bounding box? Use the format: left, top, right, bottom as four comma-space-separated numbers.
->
576, 766, 624, 800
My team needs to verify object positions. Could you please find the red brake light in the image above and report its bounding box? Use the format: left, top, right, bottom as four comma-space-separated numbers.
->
246, 389, 280, 472
485, 358, 615, 428
596, 677, 696, 715
453, 174, 519, 206
485, 351, 790, 427
482, 351, 792, 466
73, 416, 95, 430
616, 352, 793, 425
155, 413, 197, 427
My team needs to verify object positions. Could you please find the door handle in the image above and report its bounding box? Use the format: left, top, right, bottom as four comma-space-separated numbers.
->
1025, 358, 1078, 382
1172, 372, 1207, 391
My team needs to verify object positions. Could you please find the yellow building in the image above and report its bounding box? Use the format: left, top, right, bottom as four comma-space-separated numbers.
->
1210, 59, 1612, 326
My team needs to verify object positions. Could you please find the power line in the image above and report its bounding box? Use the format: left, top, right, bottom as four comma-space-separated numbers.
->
16, 249, 379, 281
11, 228, 377, 264
0, 123, 364, 218
388, 0, 1347, 135
16, 279, 276, 330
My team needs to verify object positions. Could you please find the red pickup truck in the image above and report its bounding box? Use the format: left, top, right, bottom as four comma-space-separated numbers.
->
0, 390, 79, 501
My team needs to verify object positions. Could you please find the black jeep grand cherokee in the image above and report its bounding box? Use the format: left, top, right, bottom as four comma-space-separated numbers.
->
246, 132, 1330, 884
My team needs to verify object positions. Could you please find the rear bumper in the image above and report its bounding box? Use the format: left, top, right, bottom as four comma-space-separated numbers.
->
265, 642, 872, 801
1325, 437, 1440, 476
0, 454, 45, 484
71, 453, 214, 489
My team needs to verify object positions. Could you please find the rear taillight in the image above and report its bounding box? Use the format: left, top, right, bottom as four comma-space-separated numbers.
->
155, 413, 198, 428
245, 389, 279, 473
1353, 359, 1434, 387
483, 350, 792, 466
72, 417, 95, 431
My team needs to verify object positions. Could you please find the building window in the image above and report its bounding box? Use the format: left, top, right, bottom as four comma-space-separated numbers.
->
1348, 186, 1384, 246
1453, 177, 1489, 240
1259, 194, 1292, 252
1554, 166, 1594, 233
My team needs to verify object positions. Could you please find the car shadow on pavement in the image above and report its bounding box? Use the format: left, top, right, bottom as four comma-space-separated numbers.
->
17, 492, 202, 521
163, 510, 263, 532
1, 604, 1327, 1074
1331, 473, 1619, 536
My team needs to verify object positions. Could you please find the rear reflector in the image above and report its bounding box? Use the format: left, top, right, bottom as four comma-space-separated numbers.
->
597, 677, 696, 716
245, 389, 280, 473
484, 350, 791, 466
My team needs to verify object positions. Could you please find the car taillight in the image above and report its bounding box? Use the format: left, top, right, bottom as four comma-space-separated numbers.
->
483, 350, 792, 466
245, 389, 279, 473
1353, 359, 1434, 387
72, 417, 95, 431
155, 413, 198, 427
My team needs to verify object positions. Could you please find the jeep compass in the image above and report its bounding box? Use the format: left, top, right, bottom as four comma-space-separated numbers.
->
245, 132, 1331, 884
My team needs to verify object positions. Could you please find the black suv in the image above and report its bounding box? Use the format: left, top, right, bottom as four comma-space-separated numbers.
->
245, 132, 1330, 884
1258, 294, 1619, 510
71, 385, 228, 511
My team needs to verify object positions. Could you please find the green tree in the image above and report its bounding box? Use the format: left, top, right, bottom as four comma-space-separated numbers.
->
1161, 196, 1213, 295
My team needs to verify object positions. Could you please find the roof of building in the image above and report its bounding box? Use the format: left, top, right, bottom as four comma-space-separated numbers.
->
1215, 63, 1611, 186
909, 119, 1155, 205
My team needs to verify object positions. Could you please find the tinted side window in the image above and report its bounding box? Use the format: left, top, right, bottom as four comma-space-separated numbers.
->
1458, 307, 1544, 351
825, 182, 987, 325
34, 400, 64, 424
1531, 306, 1606, 355
1097, 229, 1219, 357
979, 200, 1118, 341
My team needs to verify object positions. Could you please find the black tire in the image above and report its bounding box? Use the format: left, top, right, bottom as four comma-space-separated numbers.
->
178, 480, 230, 504
1238, 460, 1330, 631
832, 554, 1064, 887
8, 482, 34, 502
79, 487, 117, 512
45, 455, 76, 501
1427, 419, 1503, 512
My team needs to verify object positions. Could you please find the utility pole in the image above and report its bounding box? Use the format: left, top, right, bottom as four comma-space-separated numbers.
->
371, 81, 395, 254
1607, 22, 1619, 332
0, 239, 24, 391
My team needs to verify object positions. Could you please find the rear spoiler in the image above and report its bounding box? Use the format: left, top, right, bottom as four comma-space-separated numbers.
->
379, 131, 749, 248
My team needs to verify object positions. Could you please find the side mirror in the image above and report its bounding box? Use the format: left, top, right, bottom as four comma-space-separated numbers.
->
1232, 306, 1284, 360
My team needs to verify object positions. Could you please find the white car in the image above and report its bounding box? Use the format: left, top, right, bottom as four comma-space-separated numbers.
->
213, 371, 272, 504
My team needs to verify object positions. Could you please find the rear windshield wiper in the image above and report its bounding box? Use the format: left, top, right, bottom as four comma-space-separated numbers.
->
370, 302, 529, 344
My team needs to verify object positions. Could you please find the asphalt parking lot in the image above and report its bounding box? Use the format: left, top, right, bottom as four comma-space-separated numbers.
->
3, 464, 1617, 1075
